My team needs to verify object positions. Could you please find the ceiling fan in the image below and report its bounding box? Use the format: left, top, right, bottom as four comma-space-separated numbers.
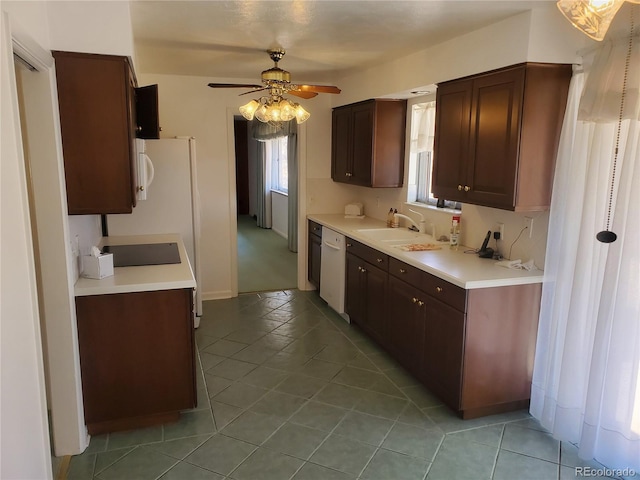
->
207, 49, 341, 99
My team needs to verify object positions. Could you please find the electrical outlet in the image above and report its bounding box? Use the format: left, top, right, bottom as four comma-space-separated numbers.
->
72, 234, 80, 257
496, 222, 505, 240
525, 216, 534, 238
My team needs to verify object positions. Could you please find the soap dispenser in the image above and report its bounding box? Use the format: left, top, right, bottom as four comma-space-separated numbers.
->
387, 208, 394, 227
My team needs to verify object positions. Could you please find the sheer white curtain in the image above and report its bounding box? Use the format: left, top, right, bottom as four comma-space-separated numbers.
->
255, 140, 272, 229
530, 9, 640, 472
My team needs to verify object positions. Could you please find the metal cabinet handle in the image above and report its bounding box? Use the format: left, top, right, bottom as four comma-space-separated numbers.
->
346, 243, 352, 247
361, 267, 367, 273
376, 258, 383, 263
399, 269, 406, 274
412, 297, 418, 303
345, 172, 352, 177
136, 125, 143, 132
464, 185, 471, 192
417, 300, 425, 307
436, 286, 443, 293
458, 184, 463, 191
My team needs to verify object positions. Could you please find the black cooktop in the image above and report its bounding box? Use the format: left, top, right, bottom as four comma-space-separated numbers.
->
102, 243, 181, 267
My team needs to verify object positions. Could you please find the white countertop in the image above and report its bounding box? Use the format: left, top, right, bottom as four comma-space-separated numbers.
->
308, 214, 543, 289
74, 233, 197, 297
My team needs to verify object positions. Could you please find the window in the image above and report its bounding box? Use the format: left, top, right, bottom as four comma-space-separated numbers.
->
266, 136, 288, 193
407, 100, 460, 210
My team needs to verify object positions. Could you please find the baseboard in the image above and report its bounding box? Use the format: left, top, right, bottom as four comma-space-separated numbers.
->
272, 227, 288, 239
202, 290, 235, 301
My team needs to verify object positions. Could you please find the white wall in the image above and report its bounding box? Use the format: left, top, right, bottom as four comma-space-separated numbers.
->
271, 191, 288, 239
46, 0, 135, 59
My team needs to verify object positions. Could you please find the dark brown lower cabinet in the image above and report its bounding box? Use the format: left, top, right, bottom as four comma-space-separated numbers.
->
459, 285, 541, 417
345, 250, 388, 344
308, 220, 322, 288
387, 276, 425, 371
75, 288, 196, 434
422, 297, 465, 409
349, 238, 541, 419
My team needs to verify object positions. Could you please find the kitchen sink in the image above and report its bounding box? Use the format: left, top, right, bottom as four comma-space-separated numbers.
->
356, 228, 425, 242
357, 228, 444, 243
355, 228, 448, 249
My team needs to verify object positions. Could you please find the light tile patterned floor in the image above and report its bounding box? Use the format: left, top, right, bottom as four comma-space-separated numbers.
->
64, 290, 622, 480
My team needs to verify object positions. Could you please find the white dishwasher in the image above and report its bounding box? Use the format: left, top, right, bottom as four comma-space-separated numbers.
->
319, 226, 350, 323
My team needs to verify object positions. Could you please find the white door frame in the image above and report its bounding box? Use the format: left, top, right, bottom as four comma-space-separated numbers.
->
8, 13, 89, 457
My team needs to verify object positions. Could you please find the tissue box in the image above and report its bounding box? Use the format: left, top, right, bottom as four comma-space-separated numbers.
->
82, 253, 114, 279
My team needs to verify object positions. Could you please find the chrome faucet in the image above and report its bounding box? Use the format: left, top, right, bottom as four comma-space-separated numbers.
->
394, 209, 427, 234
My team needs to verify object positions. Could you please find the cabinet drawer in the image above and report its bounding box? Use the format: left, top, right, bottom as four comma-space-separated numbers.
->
309, 220, 323, 238
346, 238, 388, 270
422, 274, 467, 312
388, 257, 423, 286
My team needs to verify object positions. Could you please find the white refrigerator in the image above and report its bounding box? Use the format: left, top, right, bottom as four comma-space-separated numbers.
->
107, 137, 203, 320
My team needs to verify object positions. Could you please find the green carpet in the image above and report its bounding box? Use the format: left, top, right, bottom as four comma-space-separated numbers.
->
237, 215, 297, 293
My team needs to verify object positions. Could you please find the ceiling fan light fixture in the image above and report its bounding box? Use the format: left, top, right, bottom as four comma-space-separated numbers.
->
253, 101, 271, 123
243, 96, 310, 125
294, 103, 310, 124
557, 0, 625, 40
278, 99, 297, 122
239, 99, 260, 121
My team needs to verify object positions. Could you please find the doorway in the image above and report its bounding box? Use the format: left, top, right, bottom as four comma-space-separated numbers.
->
234, 117, 297, 293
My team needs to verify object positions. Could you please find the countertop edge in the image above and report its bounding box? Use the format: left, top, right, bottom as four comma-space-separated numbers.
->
308, 214, 543, 289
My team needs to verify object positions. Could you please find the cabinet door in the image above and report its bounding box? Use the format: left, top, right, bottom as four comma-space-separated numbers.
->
387, 276, 425, 374
331, 107, 353, 182
53, 51, 136, 214
362, 260, 388, 344
350, 103, 374, 187
308, 233, 322, 288
432, 79, 472, 203
345, 252, 387, 343
466, 67, 524, 209
423, 297, 465, 409
345, 252, 365, 325
135, 84, 160, 139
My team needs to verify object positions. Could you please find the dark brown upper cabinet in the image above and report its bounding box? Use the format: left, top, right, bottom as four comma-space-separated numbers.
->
432, 63, 571, 212
332, 99, 407, 188
53, 51, 159, 215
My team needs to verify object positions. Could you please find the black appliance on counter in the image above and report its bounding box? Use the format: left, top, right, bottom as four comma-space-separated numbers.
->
102, 243, 180, 267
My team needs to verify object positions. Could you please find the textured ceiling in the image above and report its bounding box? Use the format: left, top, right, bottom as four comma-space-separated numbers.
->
130, 0, 555, 84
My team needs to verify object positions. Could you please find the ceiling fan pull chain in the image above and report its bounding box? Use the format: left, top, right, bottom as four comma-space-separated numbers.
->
597, 7, 634, 244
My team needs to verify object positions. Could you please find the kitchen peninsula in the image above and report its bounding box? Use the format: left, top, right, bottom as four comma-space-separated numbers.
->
309, 214, 543, 419
74, 234, 197, 434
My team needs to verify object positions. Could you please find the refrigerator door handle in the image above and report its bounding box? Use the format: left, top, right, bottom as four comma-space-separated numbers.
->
145, 154, 155, 188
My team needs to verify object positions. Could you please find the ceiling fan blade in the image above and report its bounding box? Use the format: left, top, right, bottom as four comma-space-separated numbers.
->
238, 87, 268, 96
207, 83, 263, 89
295, 84, 341, 94
288, 90, 318, 99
